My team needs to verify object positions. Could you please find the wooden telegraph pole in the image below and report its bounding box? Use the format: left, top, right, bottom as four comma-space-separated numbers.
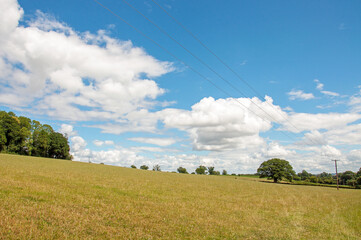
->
331, 160, 339, 190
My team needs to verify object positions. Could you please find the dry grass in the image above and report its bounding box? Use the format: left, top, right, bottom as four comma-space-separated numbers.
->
0, 154, 360, 239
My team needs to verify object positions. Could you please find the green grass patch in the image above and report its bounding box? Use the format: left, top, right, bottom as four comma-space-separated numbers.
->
0, 154, 360, 239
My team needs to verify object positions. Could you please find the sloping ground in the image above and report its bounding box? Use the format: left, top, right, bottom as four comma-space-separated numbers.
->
0, 154, 360, 239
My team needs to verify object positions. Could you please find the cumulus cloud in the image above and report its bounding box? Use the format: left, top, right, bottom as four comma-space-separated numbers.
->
263, 142, 295, 158
70, 136, 87, 152
0, 0, 173, 121
347, 149, 361, 162
287, 90, 315, 100
301, 130, 327, 146
59, 124, 76, 137
161, 96, 286, 151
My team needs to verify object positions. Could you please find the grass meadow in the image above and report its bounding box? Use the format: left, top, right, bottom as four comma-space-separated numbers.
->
0, 154, 360, 239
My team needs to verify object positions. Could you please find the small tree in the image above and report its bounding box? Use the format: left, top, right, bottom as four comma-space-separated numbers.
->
195, 165, 207, 175
257, 158, 296, 183
177, 167, 188, 174
153, 164, 161, 171
130, 165, 137, 169
140, 165, 149, 170
207, 166, 215, 175
222, 170, 228, 175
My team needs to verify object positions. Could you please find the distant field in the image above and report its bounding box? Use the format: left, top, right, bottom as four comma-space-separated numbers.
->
0, 154, 360, 239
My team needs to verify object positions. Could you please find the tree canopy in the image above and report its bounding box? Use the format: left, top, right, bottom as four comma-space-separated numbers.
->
195, 165, 207, 175
0, 111, 71, 160
177, 167, 188, 174
257, 158, 296, 183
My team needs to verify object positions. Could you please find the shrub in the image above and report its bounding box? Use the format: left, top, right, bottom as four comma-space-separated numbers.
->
177, 167, 188, 174
140, 165, 149, 170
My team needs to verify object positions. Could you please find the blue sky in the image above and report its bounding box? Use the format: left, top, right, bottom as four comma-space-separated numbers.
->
1, 0, 361, 173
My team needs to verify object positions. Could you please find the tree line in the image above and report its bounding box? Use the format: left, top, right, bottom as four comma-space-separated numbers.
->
0, 111, 71, 160
131, 158, 361, 189
257, 158, 361, 188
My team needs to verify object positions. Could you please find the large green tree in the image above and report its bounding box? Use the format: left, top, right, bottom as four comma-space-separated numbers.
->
257, 158, 296, 183
0, 111, 71, 160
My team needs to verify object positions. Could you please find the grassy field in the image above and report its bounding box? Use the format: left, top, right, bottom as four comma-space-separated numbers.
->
0, 154, 360, 239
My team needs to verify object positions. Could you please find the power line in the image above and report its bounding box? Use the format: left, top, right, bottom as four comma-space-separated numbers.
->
92, 0, 277, 130
149, 0, 323, 145
117, 0, 299, 143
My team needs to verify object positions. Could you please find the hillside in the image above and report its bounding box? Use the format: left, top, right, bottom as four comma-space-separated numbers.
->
0, 154, 360, 239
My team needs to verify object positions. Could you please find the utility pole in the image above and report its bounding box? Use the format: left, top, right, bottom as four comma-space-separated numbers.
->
331, 160, 339, 190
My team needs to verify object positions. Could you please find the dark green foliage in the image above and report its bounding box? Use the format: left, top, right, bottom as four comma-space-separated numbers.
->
213, 171, 220, 175
140, 165, 149, 170
356, 168, 361, 177
309, 176, 318, 183
222, 170, 227, 175
130, 165, 137, 169
293, 175, 301, 181
357, 176, 361, 185
319, 172, 332, 178
195, 165, 207, 175
356, 176, 361, 189
257, 158, 296, 183
298, 170, 311, 180
207, 166, 215, 175
48, 132, 71, 159
177, 167, 188, 174
340, 171, 356, 185
346, 179, 356, 187
0, 111, 70, 159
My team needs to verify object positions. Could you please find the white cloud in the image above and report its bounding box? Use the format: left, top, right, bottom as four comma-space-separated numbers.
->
347, 149, 361, 162
319, 145, 341, 157
161, 96, 286, 151
0, 0, 173, 121
0, 0, 23, 38
301, 130, 327, 146
287, 90, 315, 100
59, 124, 76, 137
321, 90, 339, 97
263, 142, 295, 158
314, 79, 340, 97
349, 96, 361, 112
70, 136, 87, 152
281, 112, 361, 133
314, 79, 324, 90
92, 109, 160, 134
128, 137, 176, 146
93, 140, 114, 146
323, 123, 361, 146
